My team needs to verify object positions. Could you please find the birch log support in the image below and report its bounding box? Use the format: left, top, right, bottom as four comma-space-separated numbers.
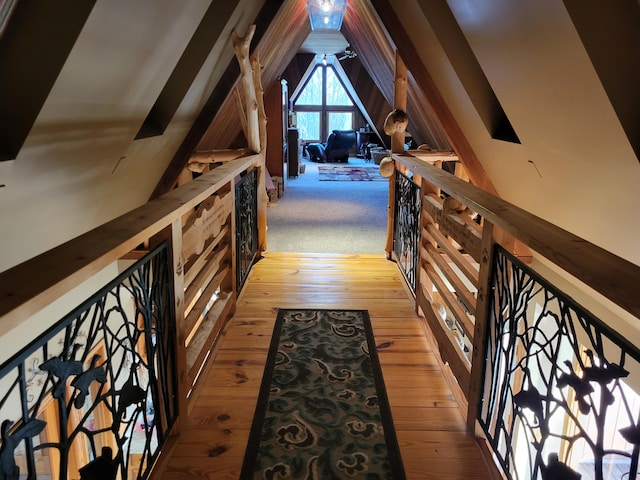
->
391, 53, 408, 155
232, 25, 260, 154
386, 51, 409, 257
187, 148, 250, 173
252, 54, 268, 253
252, 56, 267, 153
234, 88, 248, 142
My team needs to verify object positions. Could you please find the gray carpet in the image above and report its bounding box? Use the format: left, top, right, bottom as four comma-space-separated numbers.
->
266, 156, 389, 254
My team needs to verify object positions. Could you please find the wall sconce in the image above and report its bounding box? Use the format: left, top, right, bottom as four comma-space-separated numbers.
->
306, 0, 347, 30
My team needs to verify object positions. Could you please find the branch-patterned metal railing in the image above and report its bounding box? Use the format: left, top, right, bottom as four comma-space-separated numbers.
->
393, 171, 421, 293
0, 243, 177, 480
235, 167, 259, 291
479, 245, 640, 480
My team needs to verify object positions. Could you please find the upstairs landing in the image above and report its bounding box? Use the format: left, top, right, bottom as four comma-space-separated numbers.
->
162, 252, 495, 479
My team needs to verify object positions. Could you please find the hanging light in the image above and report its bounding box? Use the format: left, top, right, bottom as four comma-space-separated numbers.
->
306, 0, 346, 30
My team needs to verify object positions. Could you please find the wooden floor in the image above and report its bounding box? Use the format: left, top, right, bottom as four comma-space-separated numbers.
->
162, 252, 495, 479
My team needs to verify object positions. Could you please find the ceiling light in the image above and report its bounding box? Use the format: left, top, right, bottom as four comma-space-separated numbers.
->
307, 0, 346, 31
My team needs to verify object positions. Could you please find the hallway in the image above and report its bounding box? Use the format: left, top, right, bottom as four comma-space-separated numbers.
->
266, 156, 389, 254
162, 252, 495, 479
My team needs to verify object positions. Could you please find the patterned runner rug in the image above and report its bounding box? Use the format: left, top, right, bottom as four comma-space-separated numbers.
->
318, 165, 386, 181
240, 309, 405, 479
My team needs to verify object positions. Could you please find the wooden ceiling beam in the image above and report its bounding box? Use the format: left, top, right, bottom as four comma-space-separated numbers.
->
370, 0, 499, 196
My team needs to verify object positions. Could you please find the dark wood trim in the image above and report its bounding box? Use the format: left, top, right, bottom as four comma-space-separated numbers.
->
0, 1, 97, 161
135, 1, 237, 140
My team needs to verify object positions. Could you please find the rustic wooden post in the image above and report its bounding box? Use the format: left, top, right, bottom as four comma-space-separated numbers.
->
467, 221, 495, 432
252, 54, 268, 253
147, 219, 187, 474
391, 53, 408, 154
385, 52, 408, 257
232, 25, 267, 254
232, 25, 260, 154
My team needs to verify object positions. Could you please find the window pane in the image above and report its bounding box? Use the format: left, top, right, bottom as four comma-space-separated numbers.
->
326, 68, 353, 106
295, 68, 323, 105
297, 112, 320, 141
328, 112, 352, 132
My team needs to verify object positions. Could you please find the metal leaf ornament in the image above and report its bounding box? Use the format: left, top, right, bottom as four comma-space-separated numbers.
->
582, 349, 629, 406
0, 419, 46, 480
514, 387, 544, 420
71, 354, 107, 409
40, 343, 84, 399
619, 424, 640, 446
115, 366, 146, 432
557, 361, 594, 414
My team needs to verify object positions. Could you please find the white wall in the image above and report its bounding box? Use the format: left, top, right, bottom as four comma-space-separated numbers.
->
394, 0, 640, 267
0, 0, 263, 273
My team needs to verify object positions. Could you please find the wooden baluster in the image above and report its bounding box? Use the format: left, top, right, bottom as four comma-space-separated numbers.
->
467, 221, 495, 431
149, 220, 187, 455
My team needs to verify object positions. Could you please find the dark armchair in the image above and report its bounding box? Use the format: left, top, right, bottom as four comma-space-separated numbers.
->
306, 130, 357, 163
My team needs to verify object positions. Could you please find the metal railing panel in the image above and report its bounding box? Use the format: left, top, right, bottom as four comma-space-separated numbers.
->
479, 245, 640, 480
393, 171, 421, 294
235, 168, 259, 292
0, 243, 177, 480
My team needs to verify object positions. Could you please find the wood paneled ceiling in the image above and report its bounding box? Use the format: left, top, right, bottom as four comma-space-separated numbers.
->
158, 0, 458, 192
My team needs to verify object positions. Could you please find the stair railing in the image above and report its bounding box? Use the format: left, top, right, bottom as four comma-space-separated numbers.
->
0, 154, 264, 479
389, 152, 640, 480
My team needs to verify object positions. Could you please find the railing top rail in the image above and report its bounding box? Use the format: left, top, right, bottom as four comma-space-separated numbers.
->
393, 152, 640, 320
0, 155, 259, 336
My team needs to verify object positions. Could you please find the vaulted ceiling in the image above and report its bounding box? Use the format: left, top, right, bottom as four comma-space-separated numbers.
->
1, 0, 639, 275
153, 0, 471, 198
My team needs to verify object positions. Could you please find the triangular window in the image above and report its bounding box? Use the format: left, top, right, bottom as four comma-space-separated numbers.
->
292, 58, 360, 142
326, 68, 353, 106
296, 68, 323, 105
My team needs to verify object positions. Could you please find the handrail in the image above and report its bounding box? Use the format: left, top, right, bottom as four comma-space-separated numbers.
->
393, 153, 640, 320
0, 155, 259, 337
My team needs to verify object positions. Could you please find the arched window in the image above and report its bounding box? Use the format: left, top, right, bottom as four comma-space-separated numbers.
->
292, 58, 355, 143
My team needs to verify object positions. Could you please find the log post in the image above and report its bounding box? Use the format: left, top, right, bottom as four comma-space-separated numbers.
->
385, 52, 408, 257
231, 25, 266, 253
391, 53, 408, 154
232, 25, 260, 153
252, 54, 268, 253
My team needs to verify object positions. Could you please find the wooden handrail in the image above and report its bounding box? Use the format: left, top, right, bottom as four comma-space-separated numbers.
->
0, 155, 259, 337
393, 153, 640, 320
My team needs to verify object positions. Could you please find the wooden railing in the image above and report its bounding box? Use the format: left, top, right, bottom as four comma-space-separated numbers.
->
388, 152, 640, 479
0, 154, 265, 479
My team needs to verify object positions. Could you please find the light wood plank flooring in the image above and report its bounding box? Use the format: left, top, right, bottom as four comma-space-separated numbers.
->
162, 252, 495, 479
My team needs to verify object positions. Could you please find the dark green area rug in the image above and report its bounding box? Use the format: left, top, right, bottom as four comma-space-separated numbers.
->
240, 309, 406, 480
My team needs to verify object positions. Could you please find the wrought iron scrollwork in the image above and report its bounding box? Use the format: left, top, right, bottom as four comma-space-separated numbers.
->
479, 245, 640, 480
235, 168, 259, 291
393, 171, 421, 293
0, 243, 177, 480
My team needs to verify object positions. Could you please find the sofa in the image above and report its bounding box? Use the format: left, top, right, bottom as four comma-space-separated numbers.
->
306, 130, 357, 163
